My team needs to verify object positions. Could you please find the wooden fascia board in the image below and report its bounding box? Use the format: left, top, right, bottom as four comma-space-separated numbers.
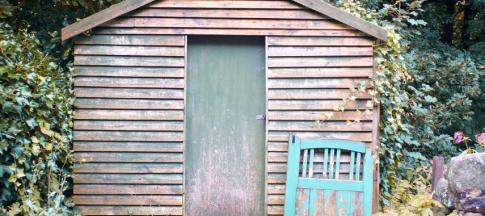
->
293, 0, 388, 41
61, 0, 156, 41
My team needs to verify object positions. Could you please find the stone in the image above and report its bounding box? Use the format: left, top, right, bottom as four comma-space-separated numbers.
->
433, 153, 485, 214
447, 153, 485, 195
433, 178, 456, 209
459, 189, 485, 214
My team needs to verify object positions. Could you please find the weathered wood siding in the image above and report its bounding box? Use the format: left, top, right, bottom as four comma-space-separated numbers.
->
73, 34, 186, 215
266, 36, 375, 215
71, 0, 378, 215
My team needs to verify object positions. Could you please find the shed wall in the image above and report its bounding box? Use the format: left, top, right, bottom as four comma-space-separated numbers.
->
73, 35, 186, 215
72, 0, 377, 215
266, 36, 374, 215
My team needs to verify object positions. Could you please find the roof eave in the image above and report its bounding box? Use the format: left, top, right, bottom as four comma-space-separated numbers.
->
61, 0, 156, 41
292, 0, 388, 41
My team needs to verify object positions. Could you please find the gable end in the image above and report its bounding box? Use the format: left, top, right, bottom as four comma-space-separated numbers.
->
62, 0, 387, 41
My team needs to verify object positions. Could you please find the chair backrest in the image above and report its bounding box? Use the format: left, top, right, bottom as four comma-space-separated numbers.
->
284, 135, 374, 216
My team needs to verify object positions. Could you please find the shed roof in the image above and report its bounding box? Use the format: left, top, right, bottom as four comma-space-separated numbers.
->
61, 0, 388, 41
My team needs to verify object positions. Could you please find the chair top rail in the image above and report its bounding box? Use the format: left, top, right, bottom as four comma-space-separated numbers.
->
300, 139, 366, 153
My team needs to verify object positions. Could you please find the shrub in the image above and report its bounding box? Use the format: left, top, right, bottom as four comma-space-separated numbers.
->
0, 24, 74, 215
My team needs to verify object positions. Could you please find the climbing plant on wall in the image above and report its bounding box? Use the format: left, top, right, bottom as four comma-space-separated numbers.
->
0, 1, 120, 214
0, 24, 74, 215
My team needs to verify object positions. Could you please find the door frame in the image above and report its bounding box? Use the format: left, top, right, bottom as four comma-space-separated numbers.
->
263, 36, 269, 216
182, 35, 269, 215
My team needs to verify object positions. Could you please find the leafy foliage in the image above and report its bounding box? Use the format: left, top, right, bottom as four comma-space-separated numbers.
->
376, 167, 448, 216
332, 0, 484, 208
3, 0, 120, 66
0, 1, 119, 215
0, 24, 74, 215
0, 0, 483, 214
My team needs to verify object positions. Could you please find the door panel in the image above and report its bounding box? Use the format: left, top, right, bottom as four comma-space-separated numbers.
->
186, 36, 266, 216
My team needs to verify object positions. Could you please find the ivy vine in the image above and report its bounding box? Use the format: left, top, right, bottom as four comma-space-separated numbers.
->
0, 24, 74, 215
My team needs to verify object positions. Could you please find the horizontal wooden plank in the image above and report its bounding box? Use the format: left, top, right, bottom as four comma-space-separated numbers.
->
76, 35, 185, 46
268, 89, 371, 99
75, 110, 184, 120
75, 152, 183, 163
74, 141, 183, 152
74, 120, 183, 131
268, 184, 286, 195
73, 174, 183, 184
268, 46, 373, 57
268, 163, 289, 172
268, 56, 373, 67
74, 184, 183, 195
268, 142, 289, 152
104, 17, 350, 30
75, 88, 184, 99
268, 195, 285, 205
268, 173, 286, 184
76, 206, 182, 215
75, 99, 184, 110
74, 163, 183, 174
75, 77, 184, 88
268, 78, 369, 89
268, 131, 373, 142
268, 68, 373, 78
94, 28, 366, 37
74, 56, 184, 67
74, 131, 183, 142
74, 195, 182, 205
74, 66, 184, 78
268, 36, 374, 46
268, 99, 371, 110
268, 205, 284, 215
268, 121, 373, 132
75, 45, 185, 57
268, 111, 373, 121
130, 8, 327, 20
149, 0, 301, 9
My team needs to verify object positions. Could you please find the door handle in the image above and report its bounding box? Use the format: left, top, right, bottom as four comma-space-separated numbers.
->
256, 114, 266, 120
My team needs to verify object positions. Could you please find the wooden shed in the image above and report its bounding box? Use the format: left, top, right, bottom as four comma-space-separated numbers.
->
62, 0, 386, 215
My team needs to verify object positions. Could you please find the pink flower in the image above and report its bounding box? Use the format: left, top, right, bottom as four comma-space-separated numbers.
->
475, 132, 485, 147
454, 131, 465, 144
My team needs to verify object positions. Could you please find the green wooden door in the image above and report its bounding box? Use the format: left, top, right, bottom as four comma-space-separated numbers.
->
186, 36, 266, 216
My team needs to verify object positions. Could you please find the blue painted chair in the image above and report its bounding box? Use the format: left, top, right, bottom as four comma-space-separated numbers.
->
283, 135, 374, 216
